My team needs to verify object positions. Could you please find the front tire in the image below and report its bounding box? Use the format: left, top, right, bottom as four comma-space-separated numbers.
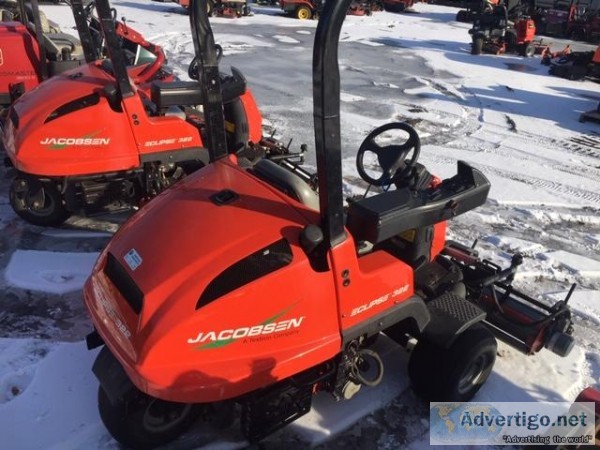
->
408, 324, 497, 402
98, 386, 201, 450
9, 177, 70, 227
471, 37, 483, 55
295, 5, 312, 20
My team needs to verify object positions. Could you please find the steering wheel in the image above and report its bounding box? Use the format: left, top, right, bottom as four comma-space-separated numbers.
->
356, 122, 421, 187
188, 44, 223, 80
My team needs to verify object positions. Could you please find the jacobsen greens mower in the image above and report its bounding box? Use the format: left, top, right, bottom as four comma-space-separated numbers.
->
0, 0, 88, 107
2, 0, 278, 226
84, 0, 576, 447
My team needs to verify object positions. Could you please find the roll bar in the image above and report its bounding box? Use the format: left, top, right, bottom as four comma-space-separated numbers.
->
313, 0, 353, 248
27, 0, 49, 80
94, 0, 134, 98
70, 0, 100, 63
191, 0, 228, 162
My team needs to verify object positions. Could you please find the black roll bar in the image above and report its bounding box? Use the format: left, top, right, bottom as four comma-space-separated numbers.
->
28, 0, 49, 80
70, 0, 99, 63
190, 0, 228, 162
313, 0, 353, 248
94, 0, 134, 99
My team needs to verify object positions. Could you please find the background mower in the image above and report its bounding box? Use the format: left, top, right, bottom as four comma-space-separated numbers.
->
0, 0, 88, 108
280, 0, 374, 20
175, 0, 252, 17
470, 2, 537, 55
1, 0, 293, 226
456, 0, 500, 23
84, 0, 576, 448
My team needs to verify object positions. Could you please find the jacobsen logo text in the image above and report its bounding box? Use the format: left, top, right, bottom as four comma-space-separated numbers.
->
187, 317, 305, 345
40, 137, 110, 146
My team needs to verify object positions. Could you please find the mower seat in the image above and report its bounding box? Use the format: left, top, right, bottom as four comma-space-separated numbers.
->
151, 67, 247, 110
252, 159, 319, 211
346, 161, 490, 245
43, 32, 84, 61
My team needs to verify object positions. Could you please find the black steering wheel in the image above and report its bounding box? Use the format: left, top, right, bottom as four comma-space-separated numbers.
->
356, 122, 421, 187
188, 44, 223, 80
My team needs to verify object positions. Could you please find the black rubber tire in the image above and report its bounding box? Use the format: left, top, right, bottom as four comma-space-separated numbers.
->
408, 324, 497, 402
98, 386, 201, 449
9, 177, 70, 227
295, 5, 312, 20
523, 42, 535, 58
505, 30, 517, 53
471, 37, 483, 55
456, 10, 467, 22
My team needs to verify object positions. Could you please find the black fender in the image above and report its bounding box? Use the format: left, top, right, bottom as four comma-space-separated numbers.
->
92, 346, 135, 405
421, 292, 486, 348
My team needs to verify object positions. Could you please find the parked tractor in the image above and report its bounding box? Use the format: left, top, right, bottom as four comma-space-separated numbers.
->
175, 0, 252, 17
280, 0, 374, 20
456, 0, 500, 23
470, 5, 537, 56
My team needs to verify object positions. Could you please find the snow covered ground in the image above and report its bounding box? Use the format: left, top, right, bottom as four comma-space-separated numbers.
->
1, 1, 599, 448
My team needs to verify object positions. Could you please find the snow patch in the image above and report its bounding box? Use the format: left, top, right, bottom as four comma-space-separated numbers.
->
4, 250, 99, 294
372, 81, 399, 89
549, 290, 600, 325
273, 35, 300, 44
0, 341, 101, 450
486, 342, 588, 402
340, 92, 366, 102
548, 251, 600, 278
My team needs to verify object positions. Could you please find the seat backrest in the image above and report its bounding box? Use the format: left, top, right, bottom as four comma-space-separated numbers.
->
252, 159, 319, 211
43, 32, 83, 61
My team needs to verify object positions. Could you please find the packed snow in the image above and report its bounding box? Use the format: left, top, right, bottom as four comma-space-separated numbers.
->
0, 1, 599, 449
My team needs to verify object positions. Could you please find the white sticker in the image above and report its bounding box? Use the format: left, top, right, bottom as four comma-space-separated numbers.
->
124, 249, 143, 271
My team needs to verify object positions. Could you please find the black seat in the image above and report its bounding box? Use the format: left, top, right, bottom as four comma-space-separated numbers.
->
346, 161, 490, 245
151, 67, 247, 109
252, 159, 319, 210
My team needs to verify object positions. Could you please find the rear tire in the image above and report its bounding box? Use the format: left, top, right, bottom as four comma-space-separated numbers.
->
456, 10, 467, 22
295, 5, 312, 20
505, 30, 517, 53
9, 177, 70, 227
408, 324, 497, 402
98, 386, 201, 450
471, 37, 483, 55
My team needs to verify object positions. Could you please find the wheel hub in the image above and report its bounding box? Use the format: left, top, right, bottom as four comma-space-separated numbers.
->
457, 354, 487, 395
142, 399, 194, 434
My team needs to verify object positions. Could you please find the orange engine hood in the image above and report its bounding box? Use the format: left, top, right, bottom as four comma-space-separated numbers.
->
5, 62, 140, 175
84, 159, 341, 402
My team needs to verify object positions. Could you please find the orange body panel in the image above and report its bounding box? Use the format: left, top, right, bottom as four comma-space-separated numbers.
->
85, 159, 342, 402
3, 60, 262, 177
0, 23, 41, 96
593, 44, 600, 64
516, 18, 536, 43
4, 63, 141, 176
330, 238, 414, 331
431, 221, 446, 260
240, 89, 263, 144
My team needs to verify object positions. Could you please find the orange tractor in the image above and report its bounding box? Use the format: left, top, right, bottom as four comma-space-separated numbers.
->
470, 5, 537, 56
